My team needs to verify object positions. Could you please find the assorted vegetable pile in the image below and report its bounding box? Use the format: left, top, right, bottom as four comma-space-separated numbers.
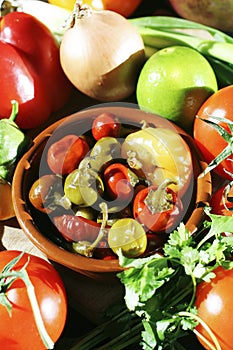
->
28, 111, 193, 260
1, 0, 233, 349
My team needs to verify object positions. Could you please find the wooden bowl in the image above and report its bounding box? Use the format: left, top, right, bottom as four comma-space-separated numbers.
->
12, 104, 212, 281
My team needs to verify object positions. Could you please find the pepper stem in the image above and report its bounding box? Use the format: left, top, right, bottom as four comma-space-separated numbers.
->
9, 100, 19, 122
144, 178, 177, 214
84, 202, 108, 257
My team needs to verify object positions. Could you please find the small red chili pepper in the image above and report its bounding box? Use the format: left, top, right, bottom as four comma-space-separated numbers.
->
53, 214, 101, 242
103, 162, 138, 201
47, 134, 90, 175
92, 112, 121, 140
133, 179, 182, 233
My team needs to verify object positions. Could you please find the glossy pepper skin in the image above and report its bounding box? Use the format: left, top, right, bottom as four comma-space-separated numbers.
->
53, 214, 102, 242
0, 11, 72, 129
133, 183, 182, 233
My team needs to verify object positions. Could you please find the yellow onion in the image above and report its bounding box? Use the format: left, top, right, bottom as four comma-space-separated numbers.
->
60, 2, 145, 101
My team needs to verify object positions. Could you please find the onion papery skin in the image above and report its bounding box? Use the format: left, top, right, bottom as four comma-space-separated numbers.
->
60, 9, 145, 101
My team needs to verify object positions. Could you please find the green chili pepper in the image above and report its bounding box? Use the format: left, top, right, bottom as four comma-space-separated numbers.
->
0, 100, 31, 182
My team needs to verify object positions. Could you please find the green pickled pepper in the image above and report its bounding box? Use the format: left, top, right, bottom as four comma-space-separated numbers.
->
0, 100, 31, 182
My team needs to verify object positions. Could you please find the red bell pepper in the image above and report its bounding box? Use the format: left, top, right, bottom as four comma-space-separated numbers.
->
0, 11, 72, 129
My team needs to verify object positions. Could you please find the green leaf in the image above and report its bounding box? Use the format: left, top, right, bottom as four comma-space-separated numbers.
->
198, 208, 233, 247
118, 250, 161, 269
156, 319, 171, 341
141, 320, 157, 350
180, 246, 200, 271
165, 223, 192, 250
119, 259, 174, 311
180, 307, 198, 330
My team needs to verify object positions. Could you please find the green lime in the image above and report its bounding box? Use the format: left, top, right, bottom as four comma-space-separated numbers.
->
136, 46, 218, 132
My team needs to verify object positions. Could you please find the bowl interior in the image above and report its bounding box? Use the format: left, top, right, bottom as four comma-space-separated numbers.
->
13, 105, 212, 280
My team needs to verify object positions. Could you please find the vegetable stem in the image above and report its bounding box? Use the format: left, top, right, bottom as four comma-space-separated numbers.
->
130, 16, 233, 86
21, 270, 54, 349
179, 311, 221, 350
0, 259, 54, 349
9, 100, 18, 122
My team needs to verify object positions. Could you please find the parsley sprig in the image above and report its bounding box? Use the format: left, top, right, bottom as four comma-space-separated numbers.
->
70, 209, 233, 350
117, 208, 233, 350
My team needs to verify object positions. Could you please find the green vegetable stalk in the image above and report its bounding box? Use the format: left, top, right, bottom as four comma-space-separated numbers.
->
0, 100, 31, 182
129, 16, 233, 87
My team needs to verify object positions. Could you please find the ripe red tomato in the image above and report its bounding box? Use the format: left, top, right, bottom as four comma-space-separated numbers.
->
193, 86, 233, 180
0, 250, 67, 350
195, 266, 233, 350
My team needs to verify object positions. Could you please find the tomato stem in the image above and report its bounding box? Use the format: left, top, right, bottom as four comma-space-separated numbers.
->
178, 311, 221, 350
0, 259, 54, 349
20, 269, 54, 349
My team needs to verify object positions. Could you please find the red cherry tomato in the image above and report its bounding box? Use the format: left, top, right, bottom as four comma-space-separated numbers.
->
0, 250, 67, 350
92, 112, 120, 141
47, 134, 90, 175
194, 86, 233, 180
195, 266, 233, 350
133, 182, 182, 233
103, 162, 135, 201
